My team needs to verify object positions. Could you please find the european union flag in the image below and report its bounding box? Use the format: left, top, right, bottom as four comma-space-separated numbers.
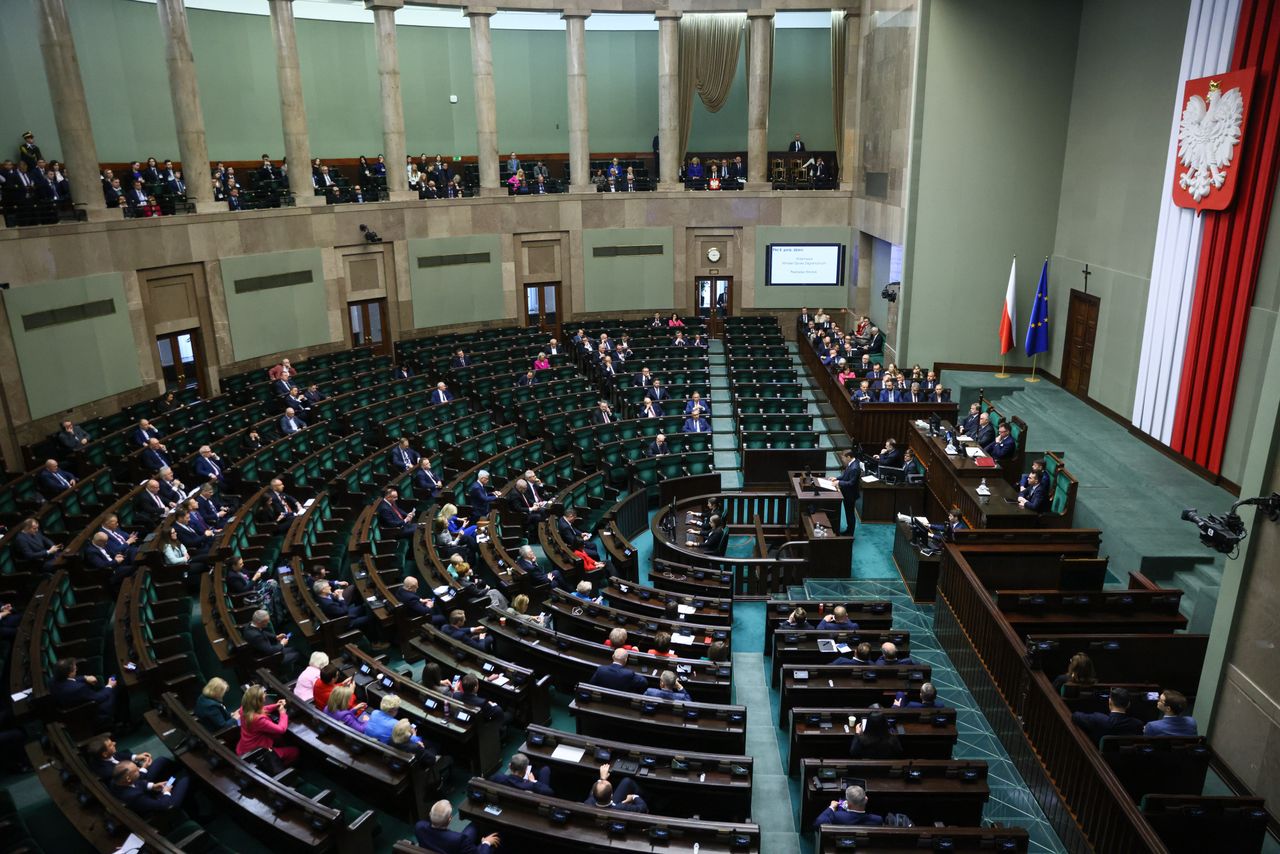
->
1024, 260, 1050, 356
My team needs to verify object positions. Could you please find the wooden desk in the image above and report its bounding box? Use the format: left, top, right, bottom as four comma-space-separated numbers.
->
520, 724, 753, 822
892, 518, 943, 602
801, 509, 853, 577
791, 472, 843, 522
571, 682, 747, 754
816, 825, 1028, 853
779, 665, 932, 725
908, 423, 1036, 528
743, 448, 826, 487
771, 631, 912, 687
860, 480, 926, 522
601, 576, 734, 626
410, 625, 551, 728
789, 707, 958, 774
762, 599, 895, 655
800, 758, 990, 829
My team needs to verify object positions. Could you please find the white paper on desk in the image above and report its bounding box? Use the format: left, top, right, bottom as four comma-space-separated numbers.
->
914, 420, 929, 428
914, 516, 930, 527
677, 604, 697, 616
817, 638, 838, 653
815, 477, 838, 491
976, 486, 992, 496
965, 446, 983, 458
302, 498, 316, 509
10, 689, 32, 703
432, 585, 450, 597
861, 474, 879, 483
488, 674, 510, 687
956, 434, 976, 444
671, 633, 695, 645
551, 744, 586, 763
836, 643, 852, 654
113, 834, 145, 854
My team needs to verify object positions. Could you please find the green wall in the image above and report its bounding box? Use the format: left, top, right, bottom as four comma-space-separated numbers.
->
219, 249, 331, 362
581, 228, 675, 313
4, 273, 143, 419
753, 226, 854, 308
0, 1, 836, 164
900, 0, 1080, 367
1048, 0, 1189, 416
407, 235, 505, 329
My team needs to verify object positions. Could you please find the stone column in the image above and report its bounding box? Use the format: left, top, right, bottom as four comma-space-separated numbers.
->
33, 0, 106, 219
564, 10, 591, 194
367, 0, 411, 200
267, 0, 321, 206
656, 10, 681, 191
841, 9, 863, 192
155, 0, 215, 212
467, 6, 500, 193
746, 10, 774, 188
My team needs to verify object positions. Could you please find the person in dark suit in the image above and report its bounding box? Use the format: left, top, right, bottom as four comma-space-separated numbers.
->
591, 400, 615, 425
633, 367, 654, 388
452, 676, 503, 723
1018, 470, 1050, 512
35, 459, 76, 499
849, 712, 904, 759
173, 509, 214, 558
391, 364, 412, 381
647, 433, 670, 457
244, 608, 300, 670
682, 410, 711, 433
83, 532, 134, 588
133, 480, 171, 528
812, 785, 884, 828
699, 515, 728, 556
314, 579, 350, 620
875, 642, 914, 666
280, 407, 306, 435
377, 487, 418, 538
637, 396, 663, 418
226, 187, 244, 210
894, 682, 944, 708
86, 736, 176, 784
589, 649, 648, 693
1143, 689, 1198, 736
100, 514, 139, 562
283, 388, 310, 415
55, 420, 90, 452
271, 376, 293, 398
468, 472, 498, 516
833, 642, 875, 667
1071, 686, 1145, 744
491, 752, 555, 795
683, 392, 711, 417
431, 382, 453, 404
394, 576, 440, 623
450, 349, 471, 369
835, 450, 862, 537
443, 609, 494, 653
558, 507, 599, 560
864, 327, 885, 355
50, 658, 116, 727
644, 670, 692, 702
970, 413, 995, 448
516, 544, 561, 589
13, 518, 62, 571
390, 437, 420, 473
1017, 459, 1046, 493
648, 379, 669, 402
821, 606, 860, 631
509, 480, 547, 524
985, 423, 1015, 459
789, 133, 806, 152
586, 764, 649, 812
266, 478, 303, 530
108, 761, 192, 817
412, 457, 442, 501
873, 439, 903, 471
157, 468, 187, 506
878, 379, 902, 403
958, 403, 981, 436
192, 446, 225, 485
415, 799, 499, 854
139, 436, 172, 472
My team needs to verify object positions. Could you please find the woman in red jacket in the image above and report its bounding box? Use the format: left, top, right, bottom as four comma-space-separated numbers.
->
236, 684, 299, 766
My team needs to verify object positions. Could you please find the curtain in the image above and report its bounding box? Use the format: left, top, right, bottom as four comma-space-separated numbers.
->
831, 11, 847, 162
678, 13, 745, 160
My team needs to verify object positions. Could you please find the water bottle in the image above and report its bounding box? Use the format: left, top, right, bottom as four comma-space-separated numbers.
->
979, 478, 987, 491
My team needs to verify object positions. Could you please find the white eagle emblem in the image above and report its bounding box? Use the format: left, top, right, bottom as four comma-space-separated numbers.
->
1177, 81, 1245, 202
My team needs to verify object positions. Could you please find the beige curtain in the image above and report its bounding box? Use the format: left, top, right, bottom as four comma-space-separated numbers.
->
831, 11, 846, 159
678, 13, 745, 160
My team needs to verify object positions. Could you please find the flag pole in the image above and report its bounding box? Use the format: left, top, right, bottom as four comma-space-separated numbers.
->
1026, 353, 1041, 383
995, 353, 1008, 379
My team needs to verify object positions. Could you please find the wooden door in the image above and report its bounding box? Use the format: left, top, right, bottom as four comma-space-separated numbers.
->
1061, 289, 1100, 397
523, 283, 562, 338
155, 330, 206, 396
349, 299, 390, 355
695, 277, 732, 337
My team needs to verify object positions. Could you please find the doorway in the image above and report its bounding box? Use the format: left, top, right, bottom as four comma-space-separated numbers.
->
349, 299, 390, 355
695, 277, 733, 337
524, 283, 562, 338
1061, 289, 1100, 398
156, 330, 205, 396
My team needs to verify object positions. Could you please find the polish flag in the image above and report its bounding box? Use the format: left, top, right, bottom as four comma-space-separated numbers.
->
999, 257, 1017, 355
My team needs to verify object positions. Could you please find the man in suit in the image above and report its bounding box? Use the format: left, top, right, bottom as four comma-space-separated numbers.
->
134, 480, 172, 527
266, 478, 303, 530
835, 450, 862, 537
133, 419, 161, 448
304, 383, 326, 406
865, 326, 885, 355
468, 471, 498, 517
684, 392, 711, 417
140, 437, 172, 472
873, 439, 903, 471
509, 480, 548, 524
377, 487, 418, 538
956, 403, 981, 436
108, 760, 195, 818
970, 413, 995, 448
226, 187, 244, 210
450, 349, 470, 369
682, 408, 711, 434
194, 485, 229, 530
812, 785, 883, 828
244, 608, 300, 670
100, 514, 139, 562
1017, 459, 1046, 493
270, 375, 293, 397
516, 544, 561, 589
1144, 689, 1198, 736
598, 355, 617, 387
87, 736, 176, 784
633, 367, 654, 388
394, 576, 441, 624
789, 133, 806, 152
13, 518, 61, 571
84, 532, 134, 587
852, 379, 874, 404
558, 507, 600, 560
876, 642, 914, 666
1018, 470, 1050, 512
259, 155, 278, 182
18, 132, 42, 170
413, 457, 442, 500
415, 799, 499, 854
639, 396, 664, 418
515, 370, 538, 387
55, 420, 90, 452
431, 382, 453, 404
590, 648, 649, 693
506, 153, 521, 175
833, 642, 875, 667
193, 446, 225, 485
984, 423, 1015, 459
532, 175, 550, 194
173, 509, 214, 558
166, 169, 186, 197
444, 609, 494, 653
280, 407, 306, 435
157, 467, 187, 506
903, 381, 925, 403
491, 752, 555, 796
878, 379, 902, 403
390, 437, 420, 473
36, 459, 76, 499
312, 580, 348, 620
102, 177, 123, 208
284, 387, 310, 415
894, 682, 945, 709
126, 179, 148, 209
1071, 686, 1145, 744
699, 515, 728, 556
586, 764, 649, 812
50, 658, 116, 727
591, 401, 615, 425
821, 606, 860, 631
649, 378, 669, 402
647, 433, 671, 458
313, 165, 336, 190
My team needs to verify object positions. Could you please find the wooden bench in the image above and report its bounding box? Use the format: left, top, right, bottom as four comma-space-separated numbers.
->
995, 586, 1187, 635
762, 599, 894, 654
779, 665, 933, 726
1140, 794, 1270, 854
770, 629, 912, 685
600, 576, 733, 625
788, 707, 958, 774
409, 625, 551, 728
545, 588, 730, 656
1026, 633, 1209, 696
1099, 736, 1211, 801
799, 758, 989, 829
570, 682, 747, 754
816, 824, 1028, 853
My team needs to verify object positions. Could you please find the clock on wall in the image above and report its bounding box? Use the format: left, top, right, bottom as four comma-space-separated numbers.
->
706, 247, 721, 263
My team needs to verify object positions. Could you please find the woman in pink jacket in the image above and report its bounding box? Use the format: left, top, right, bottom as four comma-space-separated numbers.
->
236, 684, 299, 766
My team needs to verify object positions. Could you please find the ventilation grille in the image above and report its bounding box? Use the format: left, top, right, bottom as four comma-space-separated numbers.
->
418, 252, 492, 268
22, 299, 116, 331
592, 245, 665, 258
233, 270, 314, 294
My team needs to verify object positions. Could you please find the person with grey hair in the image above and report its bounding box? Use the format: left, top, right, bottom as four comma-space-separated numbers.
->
813, 784, 883, 828
510, 478, 549, 524
414, 799, 500, 852
243, 608, 299, 670
515, 543, 561, 589
157, 467, 187, 505
490, 751, 555, 795
468, 471, 498, 516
